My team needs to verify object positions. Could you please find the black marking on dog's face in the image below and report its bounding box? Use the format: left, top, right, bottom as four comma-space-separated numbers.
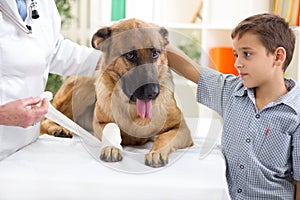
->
120, 61, 160, 102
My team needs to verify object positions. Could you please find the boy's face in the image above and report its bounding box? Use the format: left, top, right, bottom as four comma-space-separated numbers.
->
232, 33, 276, 89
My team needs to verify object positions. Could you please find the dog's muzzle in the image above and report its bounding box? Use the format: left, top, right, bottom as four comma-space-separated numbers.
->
120, 64, 160, 119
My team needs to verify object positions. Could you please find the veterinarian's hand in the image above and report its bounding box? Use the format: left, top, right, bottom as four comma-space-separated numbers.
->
0, 97, 48, 128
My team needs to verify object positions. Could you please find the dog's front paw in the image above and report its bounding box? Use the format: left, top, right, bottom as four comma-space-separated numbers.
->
53, 128, 73, 138
47, 125, 72, 138
100, 146, 123, 162
145, 151, 168, 168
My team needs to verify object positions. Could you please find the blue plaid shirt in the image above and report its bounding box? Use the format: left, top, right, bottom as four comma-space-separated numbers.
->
197, 68, 300, 199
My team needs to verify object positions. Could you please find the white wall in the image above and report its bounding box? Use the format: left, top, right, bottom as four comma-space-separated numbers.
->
125, 0, 200, 25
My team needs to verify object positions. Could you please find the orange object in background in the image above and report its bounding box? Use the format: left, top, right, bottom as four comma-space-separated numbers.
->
209, 47, 238, 76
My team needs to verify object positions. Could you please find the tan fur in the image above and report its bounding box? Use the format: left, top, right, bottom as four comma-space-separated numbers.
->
41, 19, 193, 167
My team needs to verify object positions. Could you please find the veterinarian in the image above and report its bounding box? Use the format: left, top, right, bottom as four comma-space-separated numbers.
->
0, 0, 101, 160
168, 13, 300, 199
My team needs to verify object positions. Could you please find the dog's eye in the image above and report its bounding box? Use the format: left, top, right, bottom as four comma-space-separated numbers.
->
124, 51, 137, 62
151, 49, 161, 60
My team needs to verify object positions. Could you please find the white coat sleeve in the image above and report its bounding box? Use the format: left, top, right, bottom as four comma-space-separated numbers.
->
49, 36, 101, 77
47, 0, 101, 77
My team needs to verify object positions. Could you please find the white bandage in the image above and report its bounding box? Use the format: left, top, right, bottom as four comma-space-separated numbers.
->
40, 91, 53, 101
40, 91, 101, 147
102, 123, 122, 150
39, 91, 53, 105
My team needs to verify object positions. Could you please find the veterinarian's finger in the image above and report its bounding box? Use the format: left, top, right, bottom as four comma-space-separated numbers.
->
29, 100, 48, 122
40, 98, 49, 111
21, 96, 41, 108
35, 104, 48, 117
37, 98, 49, 119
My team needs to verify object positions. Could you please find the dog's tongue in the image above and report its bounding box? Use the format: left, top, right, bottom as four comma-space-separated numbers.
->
136, 99, 152, 119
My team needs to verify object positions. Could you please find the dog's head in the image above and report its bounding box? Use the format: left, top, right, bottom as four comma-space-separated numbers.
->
92, 19, 170, 119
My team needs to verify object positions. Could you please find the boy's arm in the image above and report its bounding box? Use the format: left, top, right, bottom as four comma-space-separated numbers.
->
296, 181, 300, 200
167, 44, 202, 84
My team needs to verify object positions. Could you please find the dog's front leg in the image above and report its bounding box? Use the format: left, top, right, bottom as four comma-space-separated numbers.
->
93, 108, 123, 162
94, 121, 123, 162
145, 121, 193, 168
40, 118, 73, 138
100, 123, 123, 162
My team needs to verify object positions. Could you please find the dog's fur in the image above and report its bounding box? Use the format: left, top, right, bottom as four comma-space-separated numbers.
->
41, 19, 193, 168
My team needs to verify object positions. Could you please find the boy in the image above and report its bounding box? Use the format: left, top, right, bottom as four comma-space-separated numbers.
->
168, 13, 300, 199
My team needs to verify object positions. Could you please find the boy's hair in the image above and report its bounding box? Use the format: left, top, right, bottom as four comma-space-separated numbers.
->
231, 13, 295, 72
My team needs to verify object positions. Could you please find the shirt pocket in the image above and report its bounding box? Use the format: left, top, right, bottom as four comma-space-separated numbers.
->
255, 128, 291, 168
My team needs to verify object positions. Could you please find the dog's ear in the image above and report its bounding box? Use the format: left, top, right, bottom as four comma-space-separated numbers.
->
159, 27, 169, 46
91, 27, 112, 50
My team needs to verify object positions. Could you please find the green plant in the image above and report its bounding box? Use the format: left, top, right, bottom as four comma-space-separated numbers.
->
45, 73, 64, 96
177, 35, 201, 63
45, 0, 74, 96
54, 0, 73, 26
178, 42, 201, 63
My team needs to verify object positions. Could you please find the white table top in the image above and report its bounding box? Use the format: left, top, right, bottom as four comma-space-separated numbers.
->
0, 118, 230, 200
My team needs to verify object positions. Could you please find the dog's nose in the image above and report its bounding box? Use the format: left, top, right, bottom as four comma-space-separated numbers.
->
133, 83, 160, 101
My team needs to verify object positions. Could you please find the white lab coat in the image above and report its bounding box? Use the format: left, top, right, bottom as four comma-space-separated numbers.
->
0, 0, 101, 160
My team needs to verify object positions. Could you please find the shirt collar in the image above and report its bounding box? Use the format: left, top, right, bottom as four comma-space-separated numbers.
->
233, 81, 248, 97
281, 78, 300, 114
233, 78, 300, 114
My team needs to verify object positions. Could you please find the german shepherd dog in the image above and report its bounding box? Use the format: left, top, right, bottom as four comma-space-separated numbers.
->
41, 19, 194, 168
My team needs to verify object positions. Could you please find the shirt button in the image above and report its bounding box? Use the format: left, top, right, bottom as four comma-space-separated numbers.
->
255, 114, 260, 119
237, 188, 242, 193
240, 165, 244, 169
246, 138, 251, 143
